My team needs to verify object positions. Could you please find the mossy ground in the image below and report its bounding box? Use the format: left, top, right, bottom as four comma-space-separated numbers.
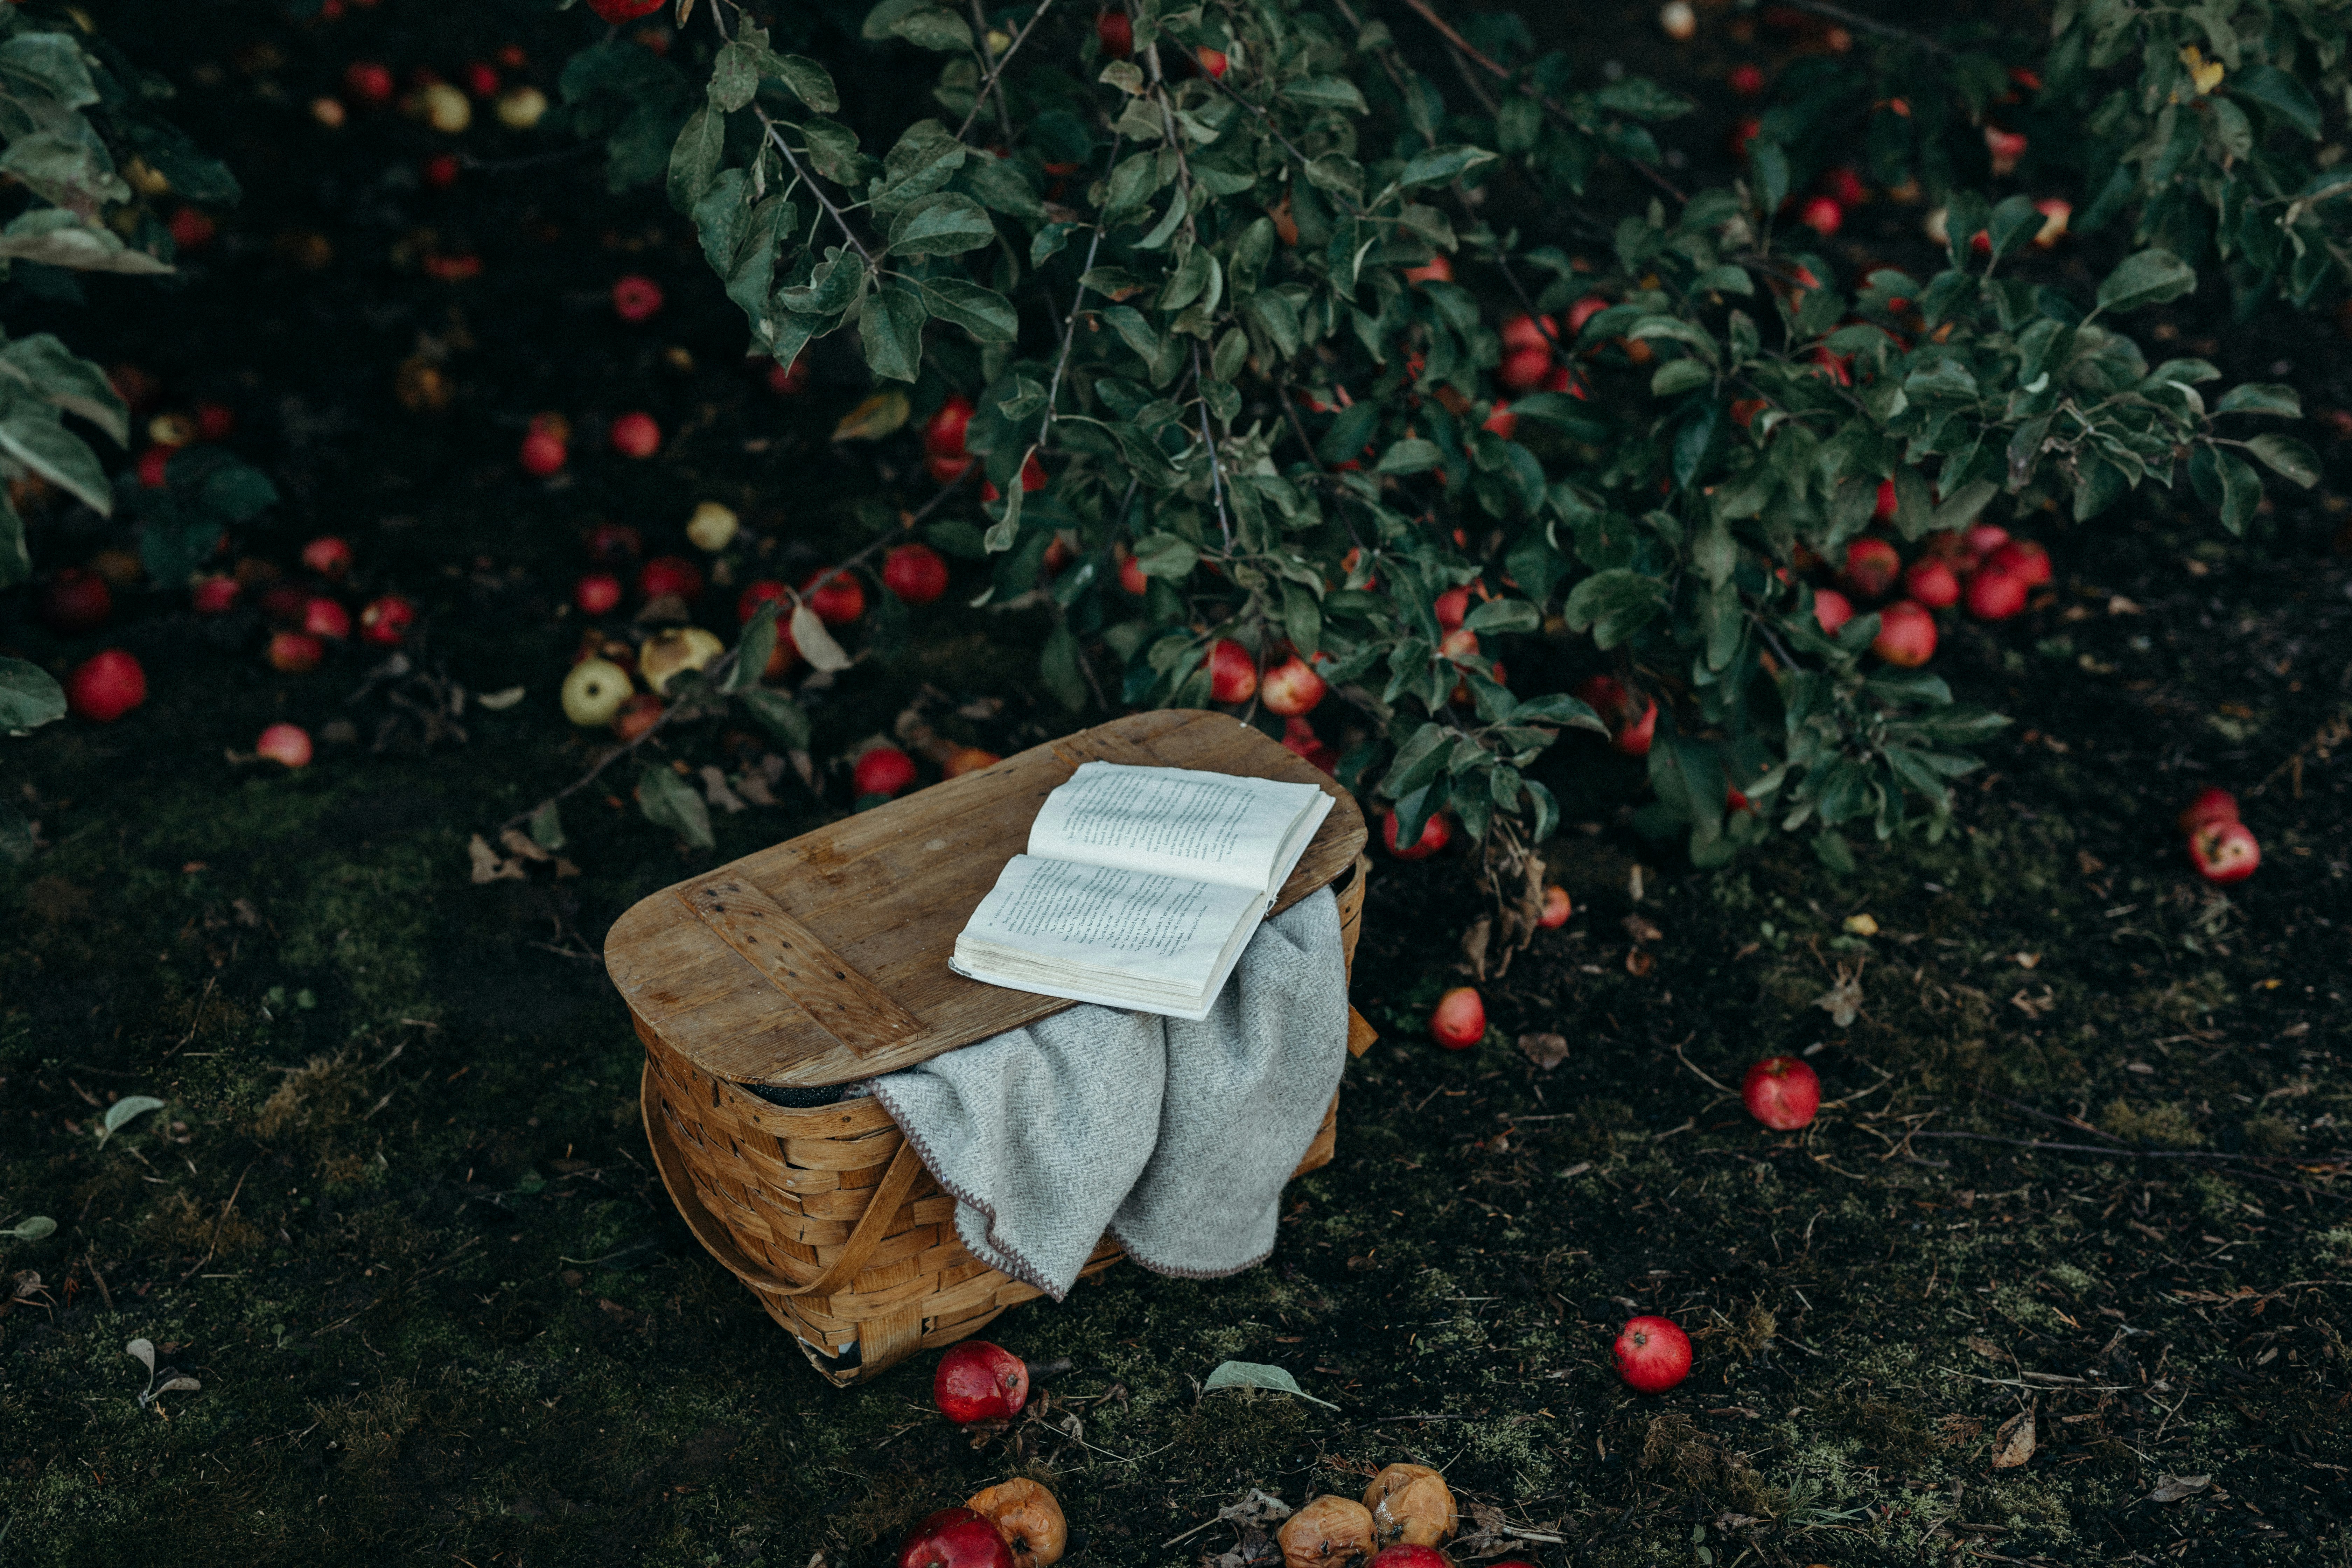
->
4, 3, 2351, 1564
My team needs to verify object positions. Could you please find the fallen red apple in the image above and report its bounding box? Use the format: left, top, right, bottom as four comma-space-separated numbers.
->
575, 572, 623, 616
267, 630, 326, 673
1207, 638, 1257, 704
609, 411, 661, 459
800, 569, 866, 625
854, 746, 919, 799
256, 722, 314, 768
302, 596, 352, 641
610, 691, 665, 743
519, 427, 567, 476
1964, 567, 2027, 621
1614, 1316, 1692, 1393
1429, 986, 1485, 1050
1742, 1055, 1820, 1130
191, 574, 240, 615
585, 520, 641, 562
359, 594, 415, 647
895, 1507, 1015, 1568
1871, 600, 1937, 667
639, 555, 705, 605
2176, 786, 2239, 835
1840, 537, 1901, 600
611, 274, 664, 323
36, 567, 111, 635
65, 649, 146, 722
933, 1340, 1028, 1423
344, 61, 395, 105
1365, 1549, 1450, 1568
1260, 654, 1325, 717
1538, 886, 1572, 928
1902, 558, 1960, 610
1381, 808, 1450, 860
882, 543, 951, 606
587, 0, 667, 20
300, 536, 354, 579
2189, 820, 2259, 884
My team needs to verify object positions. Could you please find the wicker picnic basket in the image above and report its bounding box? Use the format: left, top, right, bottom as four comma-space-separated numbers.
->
609, 711, 1375, 1385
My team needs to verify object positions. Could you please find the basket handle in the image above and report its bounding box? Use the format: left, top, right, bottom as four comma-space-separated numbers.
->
772, 1135, 927, 1300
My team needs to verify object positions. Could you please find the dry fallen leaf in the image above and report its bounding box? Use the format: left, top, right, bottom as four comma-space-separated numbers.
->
476, 685, 525, 711
2147, 1473, 2212, 1503
1991, 1409, 2036, 1469
1963, 1335, 2007, 1361
699, 765, 748, 814
466, 833, 525, 884
1812, 963, 1864, 1027
499, 828, 552, 863
1841, 913, 1878, 936
1460, 915, 1492, 979
1518, 1032, 1569, 1070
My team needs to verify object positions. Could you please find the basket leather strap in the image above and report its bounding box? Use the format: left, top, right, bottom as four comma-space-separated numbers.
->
775, 1135, 927, 1300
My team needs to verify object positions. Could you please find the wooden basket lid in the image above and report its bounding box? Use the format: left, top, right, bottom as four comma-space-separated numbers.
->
603, 709, 1367, 1088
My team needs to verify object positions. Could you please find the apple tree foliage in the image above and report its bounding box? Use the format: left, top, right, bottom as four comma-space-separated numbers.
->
0, 11, 257, 858
554, 0, 2319, 870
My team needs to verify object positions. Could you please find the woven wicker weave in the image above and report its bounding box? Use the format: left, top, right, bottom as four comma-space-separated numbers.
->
639, 855, 1372, 1384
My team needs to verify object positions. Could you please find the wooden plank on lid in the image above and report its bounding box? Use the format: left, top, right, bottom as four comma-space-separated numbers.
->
604, 710, 1365, 1088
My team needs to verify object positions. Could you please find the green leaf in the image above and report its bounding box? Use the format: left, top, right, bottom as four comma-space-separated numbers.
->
887, 192, 996, 256
0, 495, 26, 591
96, 1096, 166, 1147
0, 655, 66, 732
1396, 145, 1497, 189
1649, 358, 1712, 397
1463, 598, 1540, 634
859, 281, 929, 383
1509, 692, 1607, 734
1690, 512, 1736, 588
890, 8, 973, 51
0, 1214, 55, 1241
0, 210, 169, 274
2245, 433, 2319, 489
1592, 77, 1694, 120
0, 334, 128, 444
1562, 569, 1667, 649
737, 687, 812, 749
1281, 580, 1323, 656
667, 105, 726, 214
918, 278, 1019, 342
528, 800, 567, 852
1201, 1360, 1338, 1409
708, 43, 762, 112
1375, 439, 1443, 475
1813, 829, 1856, 875
1749, 141, 1789, 218
772, 54, 840, 113
2214, 383, 2300, 418
1928, 479, 1998, 536
0, 33, 99, 111
2095, 250, 2197, 313
2231, 63, 2321, 140
725, 602, 781, 693
1282, 77, 1368, 112
1131, 532, 1198, 579
1040, 622, 1088, 710
692, 168, 751, 275
0, 411, 107, 511
638, 764, 715, 849
1986, 194, 2041, 261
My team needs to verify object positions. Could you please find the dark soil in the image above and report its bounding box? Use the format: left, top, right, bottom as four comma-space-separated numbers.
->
2, 3, 2348, 1566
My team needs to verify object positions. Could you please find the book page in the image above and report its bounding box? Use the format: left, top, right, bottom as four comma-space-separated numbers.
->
1027, 762, 1329, 894
957, 855, 1262, 983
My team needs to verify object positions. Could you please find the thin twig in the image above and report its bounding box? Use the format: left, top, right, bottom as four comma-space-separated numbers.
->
1030, 132, 1126, 464
1193, 345, 1234, 551
1673, 1036, 1736, 1095
755, 110, 874, 263
161, 976, 216, 1062
966, 0, 1018, 144
955, 0, 1064, 142
1397, 0, 1686, 203
1910, 1132, 2347, 1200
1770, 0, 1953, 55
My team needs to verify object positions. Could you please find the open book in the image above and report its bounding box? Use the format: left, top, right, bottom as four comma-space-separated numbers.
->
951, 761, 1336, 1020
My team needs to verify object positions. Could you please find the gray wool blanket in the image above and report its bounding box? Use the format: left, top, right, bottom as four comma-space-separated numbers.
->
867, 889, 1348, 1301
